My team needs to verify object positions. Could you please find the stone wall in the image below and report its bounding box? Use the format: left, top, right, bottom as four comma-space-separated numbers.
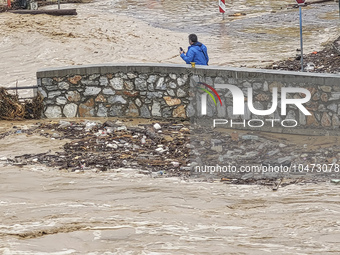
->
37, 63, 340, 135
37, 64, 190, 120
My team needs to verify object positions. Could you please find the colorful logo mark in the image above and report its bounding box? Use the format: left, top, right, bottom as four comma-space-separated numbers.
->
198, 82, 223, 107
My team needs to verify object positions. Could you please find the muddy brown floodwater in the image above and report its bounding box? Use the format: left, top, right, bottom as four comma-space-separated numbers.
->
1, 164, 340, 254
0, 0, 339, 97
1, 0, 340, 253
0, 118, 340, 254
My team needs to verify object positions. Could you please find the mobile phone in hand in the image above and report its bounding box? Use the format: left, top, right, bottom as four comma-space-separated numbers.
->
180, 47, 183, 52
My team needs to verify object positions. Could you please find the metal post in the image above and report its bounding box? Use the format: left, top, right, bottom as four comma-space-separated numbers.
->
15, 80, 18, 98
58, 0, 60, 9
222, 13, 225, 20
299, 6, 304, 72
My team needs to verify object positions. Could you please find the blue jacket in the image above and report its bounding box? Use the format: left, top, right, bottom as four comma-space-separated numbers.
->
180, 42, 209, 65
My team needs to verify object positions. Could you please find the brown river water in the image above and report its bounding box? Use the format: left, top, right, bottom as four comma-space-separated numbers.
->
1, 164, 340, 254
0, 118, 340, 254
1, 0, 340, 253
0, 0, 339, 96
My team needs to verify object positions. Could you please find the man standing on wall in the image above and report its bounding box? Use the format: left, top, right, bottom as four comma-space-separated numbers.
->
180, 34, 209, 66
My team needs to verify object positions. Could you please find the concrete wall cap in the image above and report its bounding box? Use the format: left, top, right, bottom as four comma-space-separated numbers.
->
37, 63, 340, 81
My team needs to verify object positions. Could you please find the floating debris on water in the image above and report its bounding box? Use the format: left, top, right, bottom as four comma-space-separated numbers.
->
1, 119, 339, 186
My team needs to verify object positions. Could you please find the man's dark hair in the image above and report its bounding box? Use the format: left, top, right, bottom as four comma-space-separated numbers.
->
189, 34, 198, 43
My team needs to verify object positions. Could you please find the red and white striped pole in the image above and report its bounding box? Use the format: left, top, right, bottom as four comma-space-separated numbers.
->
7, 0, 11, 8
219, 0, 226, 20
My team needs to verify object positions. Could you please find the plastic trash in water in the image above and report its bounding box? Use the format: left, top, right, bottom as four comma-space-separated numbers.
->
171, 161, 180, 167
58, 120, 71, 128
241, 135, 259, 140
331, 179, 340, 184
305, 62, 315, 72
151, 171, 165, 178
116, 126, 127, 131
153, 123, 162, 130
105, 127, 114, 134
85, 122, 97, 131
141, 135, 146, 145
107, 143, 118, 149
94, 130, 106, 137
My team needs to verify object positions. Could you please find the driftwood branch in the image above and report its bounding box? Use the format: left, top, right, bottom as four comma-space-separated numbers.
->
9, 8, 77, 16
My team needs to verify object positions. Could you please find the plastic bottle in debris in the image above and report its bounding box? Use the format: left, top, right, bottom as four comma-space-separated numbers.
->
241, 135, 259, 140
85, 122, 97, 131
141, 135, 146, 145
305, 62, 315, 72
153, 123, 161, 130
58, 120, 71, 128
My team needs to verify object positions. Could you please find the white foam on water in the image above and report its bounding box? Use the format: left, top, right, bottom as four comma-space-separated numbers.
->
1, 248, 76, 255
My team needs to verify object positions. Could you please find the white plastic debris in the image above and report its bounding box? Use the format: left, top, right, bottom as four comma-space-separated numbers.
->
58, 120, 71, 128
155, 147, 166, 153
85, 122, 97, 131
241, 135, 259, 140
153, 123, 162, 130
107, 144, 118, 149
305, 62, 315, 72
171, 161, 180, 167
116, 126, 127, 131
105, 127, 115, 134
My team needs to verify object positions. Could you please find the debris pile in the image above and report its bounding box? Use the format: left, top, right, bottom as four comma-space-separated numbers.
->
0, 87, 25, 120
190, 126, 340, 182
0, 5, 8, 12
1, 120, 339, 186
23, 94, 44, 119
7, 120, 191, 175
0, 87, 43, 120
266, 36, 340, 73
